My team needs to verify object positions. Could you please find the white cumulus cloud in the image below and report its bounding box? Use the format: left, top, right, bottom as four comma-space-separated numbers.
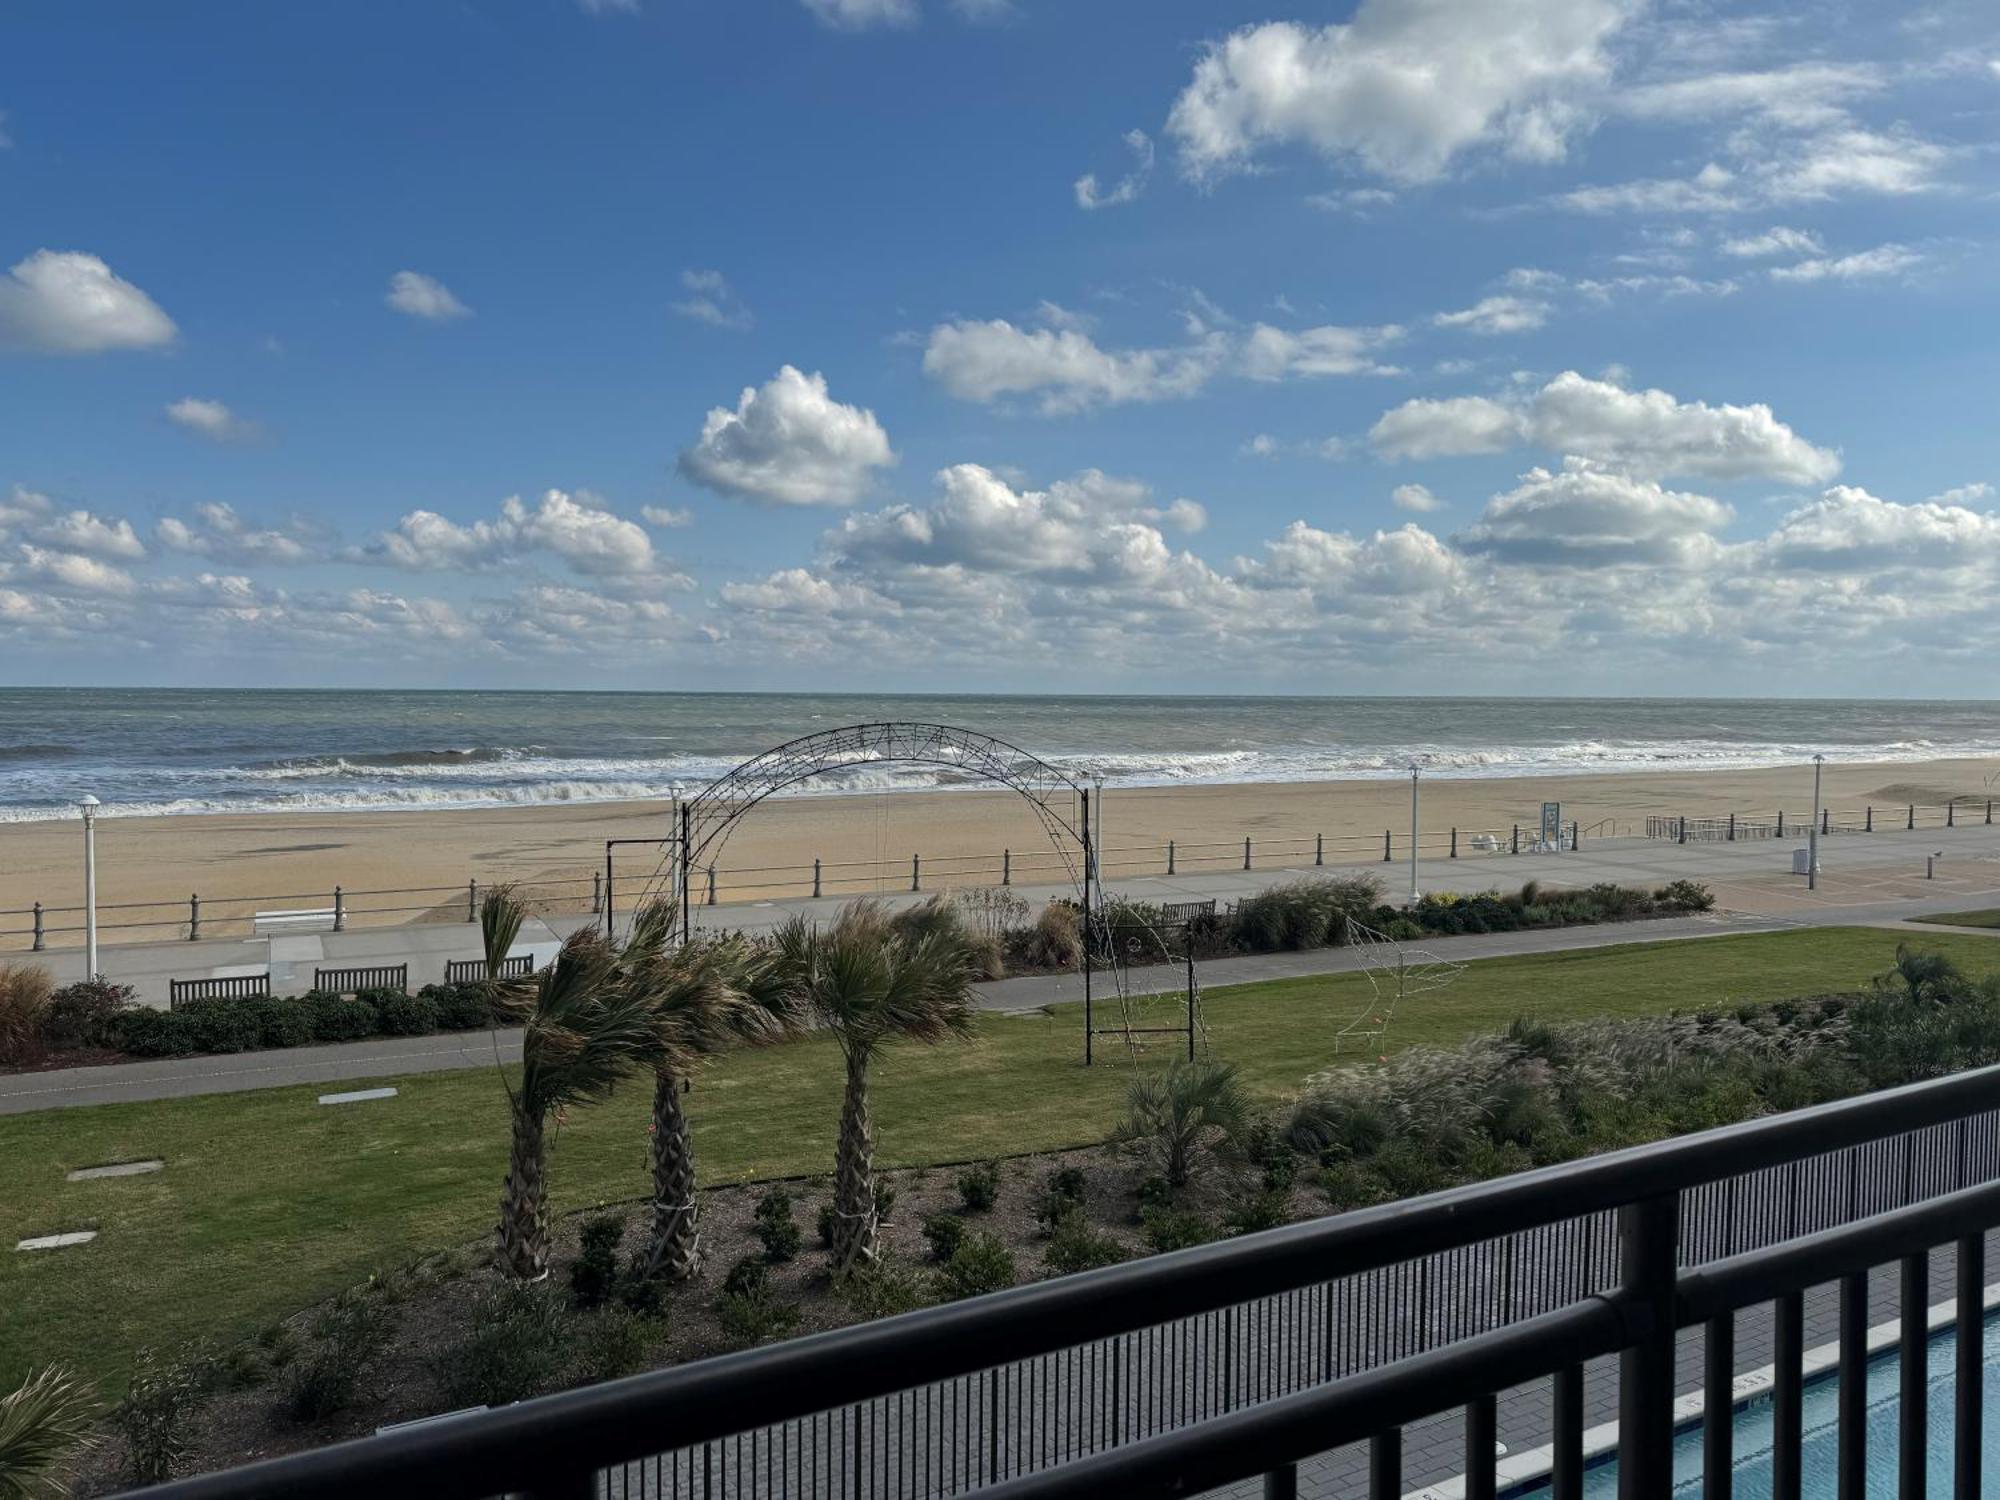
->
801, 0, 917, 28
1392, 483, 1445, 513
672, 269, 753, 330
1770, 244, 1922, 283
1075, 130, 1155, 210
166, 397, 258, 444
157, 502, 318, 565
386, 270, 472, 322
0, 250, 177, 354
1433, 296, 1550, 336
1167, 0, 1633, 184
677, 366, 895, 506
363, 489, 660, 576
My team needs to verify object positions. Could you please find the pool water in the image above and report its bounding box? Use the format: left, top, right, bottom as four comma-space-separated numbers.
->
1514, 1313, 2000, 1498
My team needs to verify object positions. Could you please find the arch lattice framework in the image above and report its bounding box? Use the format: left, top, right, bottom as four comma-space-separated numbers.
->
642, 722, 1091, 918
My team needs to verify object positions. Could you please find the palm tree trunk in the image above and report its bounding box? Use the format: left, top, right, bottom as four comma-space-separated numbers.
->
832, 1047, 877, 1272
644, 1064, 702, 1280
498, 1103, 550, 1280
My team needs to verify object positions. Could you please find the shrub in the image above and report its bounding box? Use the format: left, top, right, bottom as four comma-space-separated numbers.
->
722, 1254, 769, 1299
1245, 1117, 1298, 1194
1231, 876, 1381, 952
1043, 1216, 1126, 1276
109, 1007, 198, 1059
754, 1189, 803, 1264
843, 1257, 933, 1319
42, 977, 134, 1050
1134, 1174, 1176, 1215
435, 1283, 567, 1409
874, 1182, 898, 1224
282, 1295, 388, 1421
1031, 1168, 1088, 1234
717, 1288, 801, 1347
1656, 879, 1715, 913
0, 964, 54, 1067
816, 1202, 838, 1250
425, 983, 493, 1031
921, 1211, 966, 1262
568, 1215, 625, 1309
1223, 1190, 1290, 1236
116, 1345, 207, 1486
1116, 1060, 1250, 1190
566, 1306, 656, 1387
304, 991, 380, 1043
245, 997, 314, 1049
955, 1161, 1001, 1214
935, 1233, 1016, 1301
1139, 1206, 1215, 1253
1024, 902, 1083, 970
173, 997, 265, 1054
372, 990, 440, 1037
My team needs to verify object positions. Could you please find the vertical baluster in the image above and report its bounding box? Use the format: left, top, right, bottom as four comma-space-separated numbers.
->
1957, 1236, 1984, 1498
1774, 1292, 1804, 1500
1705, 1314, 1734, 1500
1901, 1252, 1928, 1500
1467, 1394, 1498, 1500
1554, 1365, 1584, 1500
1370, 1429, 1402, 1500
1838, 1272, 1867, 1500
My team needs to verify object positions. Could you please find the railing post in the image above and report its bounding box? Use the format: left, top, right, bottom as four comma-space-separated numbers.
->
1002, 849, 1011, 886
333, 886, 345, 932
1728, 811, 1735, 842
468, 879, 478, 923
1570, 819, 1578, 850
1822, 807, 1831, 835
813, 858, 822, 898
1450, 827, 1458, 858
1948, 800, 1956, 828
1512, 824, 1520, 855
1866, 805, 1873, 833
1617, 1193, 1679, 1500
705, 865, 717, 906
1315, 832, 1324, 866
1989, 799, 1994, 826
1166, 840, 1174, 876
1245, 836, 1253, 871
188, 894, 201, 941
32, 901, 44, 952
591, 870, 602, 914
1909, 803, 1916, 830
1776, 809, 1784, 839
912, 853, 921, 893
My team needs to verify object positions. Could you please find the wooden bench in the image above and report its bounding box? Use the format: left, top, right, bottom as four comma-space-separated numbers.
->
314, 964, 408, 994
1160, 899, 1217, 924
444, 955, 532, 985
169, 974, 272, 1008
253, 908, 338, 936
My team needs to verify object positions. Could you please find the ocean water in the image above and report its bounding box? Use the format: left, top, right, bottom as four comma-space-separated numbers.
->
0, 689, 1995, 823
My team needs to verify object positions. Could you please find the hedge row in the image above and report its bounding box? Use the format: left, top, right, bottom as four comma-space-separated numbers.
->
112, 984, 495, 1059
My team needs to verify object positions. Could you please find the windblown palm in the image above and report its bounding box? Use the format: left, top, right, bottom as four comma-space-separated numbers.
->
772, 902, 977, 1272
639, 934, 796, 1280
482, 890, 664, 1281
0, 1365, 98, 1499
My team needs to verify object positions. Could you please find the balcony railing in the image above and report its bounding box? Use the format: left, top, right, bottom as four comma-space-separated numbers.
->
132, 1064, 2000, 1500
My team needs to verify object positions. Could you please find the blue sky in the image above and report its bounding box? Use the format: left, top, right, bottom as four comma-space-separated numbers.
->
3, 0, 1998, 694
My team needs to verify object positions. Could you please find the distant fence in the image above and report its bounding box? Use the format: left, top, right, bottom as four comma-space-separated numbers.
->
5, 799, 1993, 955
445, 955, 534, 985
1647, 799, 1996, 844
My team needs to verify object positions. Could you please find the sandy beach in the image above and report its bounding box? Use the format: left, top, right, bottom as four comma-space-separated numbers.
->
5, 755, 1999, 947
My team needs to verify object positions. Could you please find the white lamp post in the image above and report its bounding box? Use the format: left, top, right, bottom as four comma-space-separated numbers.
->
78, 795, 100, 977
1408, 761, 1422, 904
1809, 753, 1824, 890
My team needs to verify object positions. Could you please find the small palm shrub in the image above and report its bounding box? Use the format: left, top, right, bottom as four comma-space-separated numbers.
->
0, 1364, 100, 1495
115, 1346, 206, 1486
921, 1212, 966, 1262
0, 965, 54, 1067
282, 1295, 388, 1421
435, 1283, 566, 1408
955, 1161, 1001, 1213
754, 1189, 803, 1263
1116, 1060, 1250, 1190
935, 1233, 1016, 1301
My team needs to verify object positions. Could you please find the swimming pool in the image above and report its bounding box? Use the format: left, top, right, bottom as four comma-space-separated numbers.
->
1513, 1312, 2000, 1498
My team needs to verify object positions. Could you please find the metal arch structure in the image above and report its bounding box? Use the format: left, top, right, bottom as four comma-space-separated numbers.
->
637, 722, 1093, 928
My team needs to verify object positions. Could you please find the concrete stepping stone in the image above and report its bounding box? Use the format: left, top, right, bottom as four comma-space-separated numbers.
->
67, 1160, 164, 1182
17, 1231, 97, 1251
318, 1086, 398, 1106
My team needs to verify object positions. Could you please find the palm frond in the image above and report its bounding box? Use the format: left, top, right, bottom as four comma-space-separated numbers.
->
0, 1365, 99, 1499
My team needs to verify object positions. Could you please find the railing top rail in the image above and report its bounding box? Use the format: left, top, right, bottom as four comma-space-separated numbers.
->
129, 1060, 2000, 1500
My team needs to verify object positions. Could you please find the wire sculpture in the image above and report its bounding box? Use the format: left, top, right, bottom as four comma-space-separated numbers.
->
1331, 916, 1465, 1054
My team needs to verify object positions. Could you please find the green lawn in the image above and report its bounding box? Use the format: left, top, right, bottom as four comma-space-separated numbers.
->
3, 925, 1996, 1390
1908, 909, 2000, 930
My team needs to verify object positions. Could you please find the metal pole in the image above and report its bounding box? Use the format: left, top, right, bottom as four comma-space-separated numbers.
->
1166, 840, 1174, 876
1186, 942, 1196, 1063
705, 866, 716, 906
32, 901, 44, 952
189, 894, 200, 942
813, 858, 822, 899
1244, 835, 1252, 871
78, 796, 99, 977
679, 801, 692, 943
1002, 849, 1010, 886
1408, 762, 1420, 904
603, 845, 614, 937
1082, 787, 1093, 1068
1315, 832, 1323, 866
591, 870, 601, 915
1809, 753, 1823, 890
333, 885, 345, 932
1618, 1194, 1679, 1500
468, 879, 478, 924
911, 854, 921, 893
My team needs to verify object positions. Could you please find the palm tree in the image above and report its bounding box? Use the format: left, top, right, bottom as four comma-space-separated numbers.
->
482, 890, 663, 1281
1117, 1059, 1250, 1191
770, 902, 977, 1273
0, 1365, 99, 1499
639, 934, 796, 1280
